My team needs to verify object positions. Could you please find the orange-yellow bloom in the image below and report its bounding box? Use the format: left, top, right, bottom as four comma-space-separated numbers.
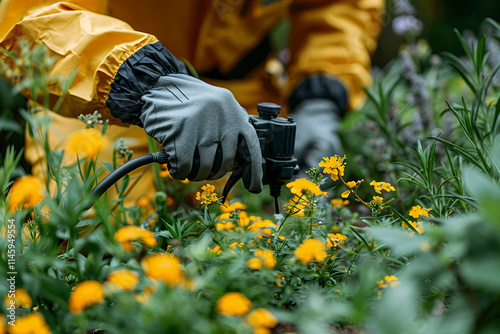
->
402, 220, 423, 234
377, 275, 401, 289
248, 220, 278, 237
326, 233, 347, 248
246, 258, 263, 270
8, 313, 51, 334
331, 198, 349, 208
372, 196, 384, 205
106, 269, 140, 291
8, 175, 44, 211
196, 184, 218, 205
114, 226, 157, 251
341, 190, 350, 198
142, 253, 185, 286
295, 238, 327, 264
286, 178, 327, 196
370, 180, 395, 193
409, 205, 431, 219
69, 281, 105, 315
246, 308, 278, 333
66, 128, 107, 159
216, 292, 252, 316
319, 155, 346, 181
255, 249, 277, 269
220, 202, 247, 212
4, 288, 32, 309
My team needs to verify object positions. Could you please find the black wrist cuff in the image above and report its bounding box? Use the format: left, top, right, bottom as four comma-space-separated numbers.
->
106, 41, 189, 126
289, 75, 348, 118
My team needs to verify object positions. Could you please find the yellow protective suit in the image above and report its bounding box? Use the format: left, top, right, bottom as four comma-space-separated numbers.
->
0, 0, 384, 205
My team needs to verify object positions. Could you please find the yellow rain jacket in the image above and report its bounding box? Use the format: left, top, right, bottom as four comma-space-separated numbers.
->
0, 0, 384, 205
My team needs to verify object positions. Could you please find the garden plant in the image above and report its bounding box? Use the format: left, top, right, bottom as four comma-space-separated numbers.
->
2, 12, 500, 334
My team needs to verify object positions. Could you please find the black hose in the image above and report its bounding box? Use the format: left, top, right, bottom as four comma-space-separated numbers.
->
79, 150, 168, 211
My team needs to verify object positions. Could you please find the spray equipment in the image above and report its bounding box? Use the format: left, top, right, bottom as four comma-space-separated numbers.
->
221, 102, 299, 214
82, 103, 298, 214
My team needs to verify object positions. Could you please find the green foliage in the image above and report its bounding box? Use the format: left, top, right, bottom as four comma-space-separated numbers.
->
2, 17, 500, 334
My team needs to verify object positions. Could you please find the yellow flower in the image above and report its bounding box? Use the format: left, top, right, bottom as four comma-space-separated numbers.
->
8, 313, 51, 334
142, 253, 185, 286
372, 196, 384, 205
66, 128, 107, 159
239, 211, 250, 227
331, 198, 349, 208
0, 314, 5, 334
326, 233, 347, 248
246, 309, 278, 333
255, 249, 277, 269
215, 220, 236, 232
8, 175, 44, 211
216, 292, 252, 316
409, 205, 431, 219
195, 184, 218, 205
341, 190, 350, 198
248, 220, 278, 237
209, 245, 222, 255
246, 258, 263, 270
69, 281, 105, 315
4, 288, 32, 309
230, 242, 245, 252
402, 220, 423, 234
319, 155, 346, 181
106, 269, 140, 291
295, 238, 327, 264
378, 275, 401, 289
276, 273, 286, 287
137, 197, 151, 208
347, 181, 356, 188
370, 180, 395, 193
221, 202, 247, 213
286, 178, 327, 196
114, 226, 157, 251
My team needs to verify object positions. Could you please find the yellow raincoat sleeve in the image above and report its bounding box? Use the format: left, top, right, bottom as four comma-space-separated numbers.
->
0, 0, 159, 124
288, 0, 385, 111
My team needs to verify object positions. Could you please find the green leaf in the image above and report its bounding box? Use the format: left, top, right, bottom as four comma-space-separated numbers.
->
463, 166, 500, 228
368, 226, 425, 257
460, 256, 500, 292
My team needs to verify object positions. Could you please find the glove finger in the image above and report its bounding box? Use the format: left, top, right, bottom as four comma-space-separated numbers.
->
239, 130, 263, 194
170, 143, 196, 180
208, 139, 237, 180
189, 143, 220, 181
207, 142, 224, 180
186, 146, 201, 181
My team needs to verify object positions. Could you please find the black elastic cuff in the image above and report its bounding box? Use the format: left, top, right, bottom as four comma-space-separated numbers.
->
289, 75, 348, 118
106, 41, 189, 126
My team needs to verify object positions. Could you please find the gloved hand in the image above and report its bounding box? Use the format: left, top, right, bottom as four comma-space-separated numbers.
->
140, 73, 263, 193
292, 98, 343, 171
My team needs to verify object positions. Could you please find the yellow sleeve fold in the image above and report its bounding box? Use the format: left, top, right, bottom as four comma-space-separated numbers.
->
288, 0, 385, 110
0, 0, 158, 123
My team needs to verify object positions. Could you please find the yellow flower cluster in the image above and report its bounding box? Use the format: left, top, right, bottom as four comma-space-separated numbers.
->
331, 198, 349, 208
377, 275, 401, 289
106, 269, 140, 291
7, 313, 51, 334
69, 280, 105, 315
65, 128, 108, 159
246, 249, 277, 270
141, 253, 186, 286
114, 226, 157, 251
295, 238, 327, 264
319, 155, 346, 181
326, 233, 347, 248
246, 308, 278, 334
216, 292, 252, 316
8, 175, 44, 211
370, 180, 395, 193
402, 220, 424, 234
286, 178, 327, 197
196, 184, 218, 205
4, 288, 32, 308
409, 205, 431, 218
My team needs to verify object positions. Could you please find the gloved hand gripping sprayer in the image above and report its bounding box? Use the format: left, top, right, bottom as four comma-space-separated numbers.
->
85, 103, 299, 214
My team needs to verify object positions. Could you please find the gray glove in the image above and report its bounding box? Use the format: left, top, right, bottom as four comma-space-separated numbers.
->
140, 73, 263, 193
292, 98, 343, 170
